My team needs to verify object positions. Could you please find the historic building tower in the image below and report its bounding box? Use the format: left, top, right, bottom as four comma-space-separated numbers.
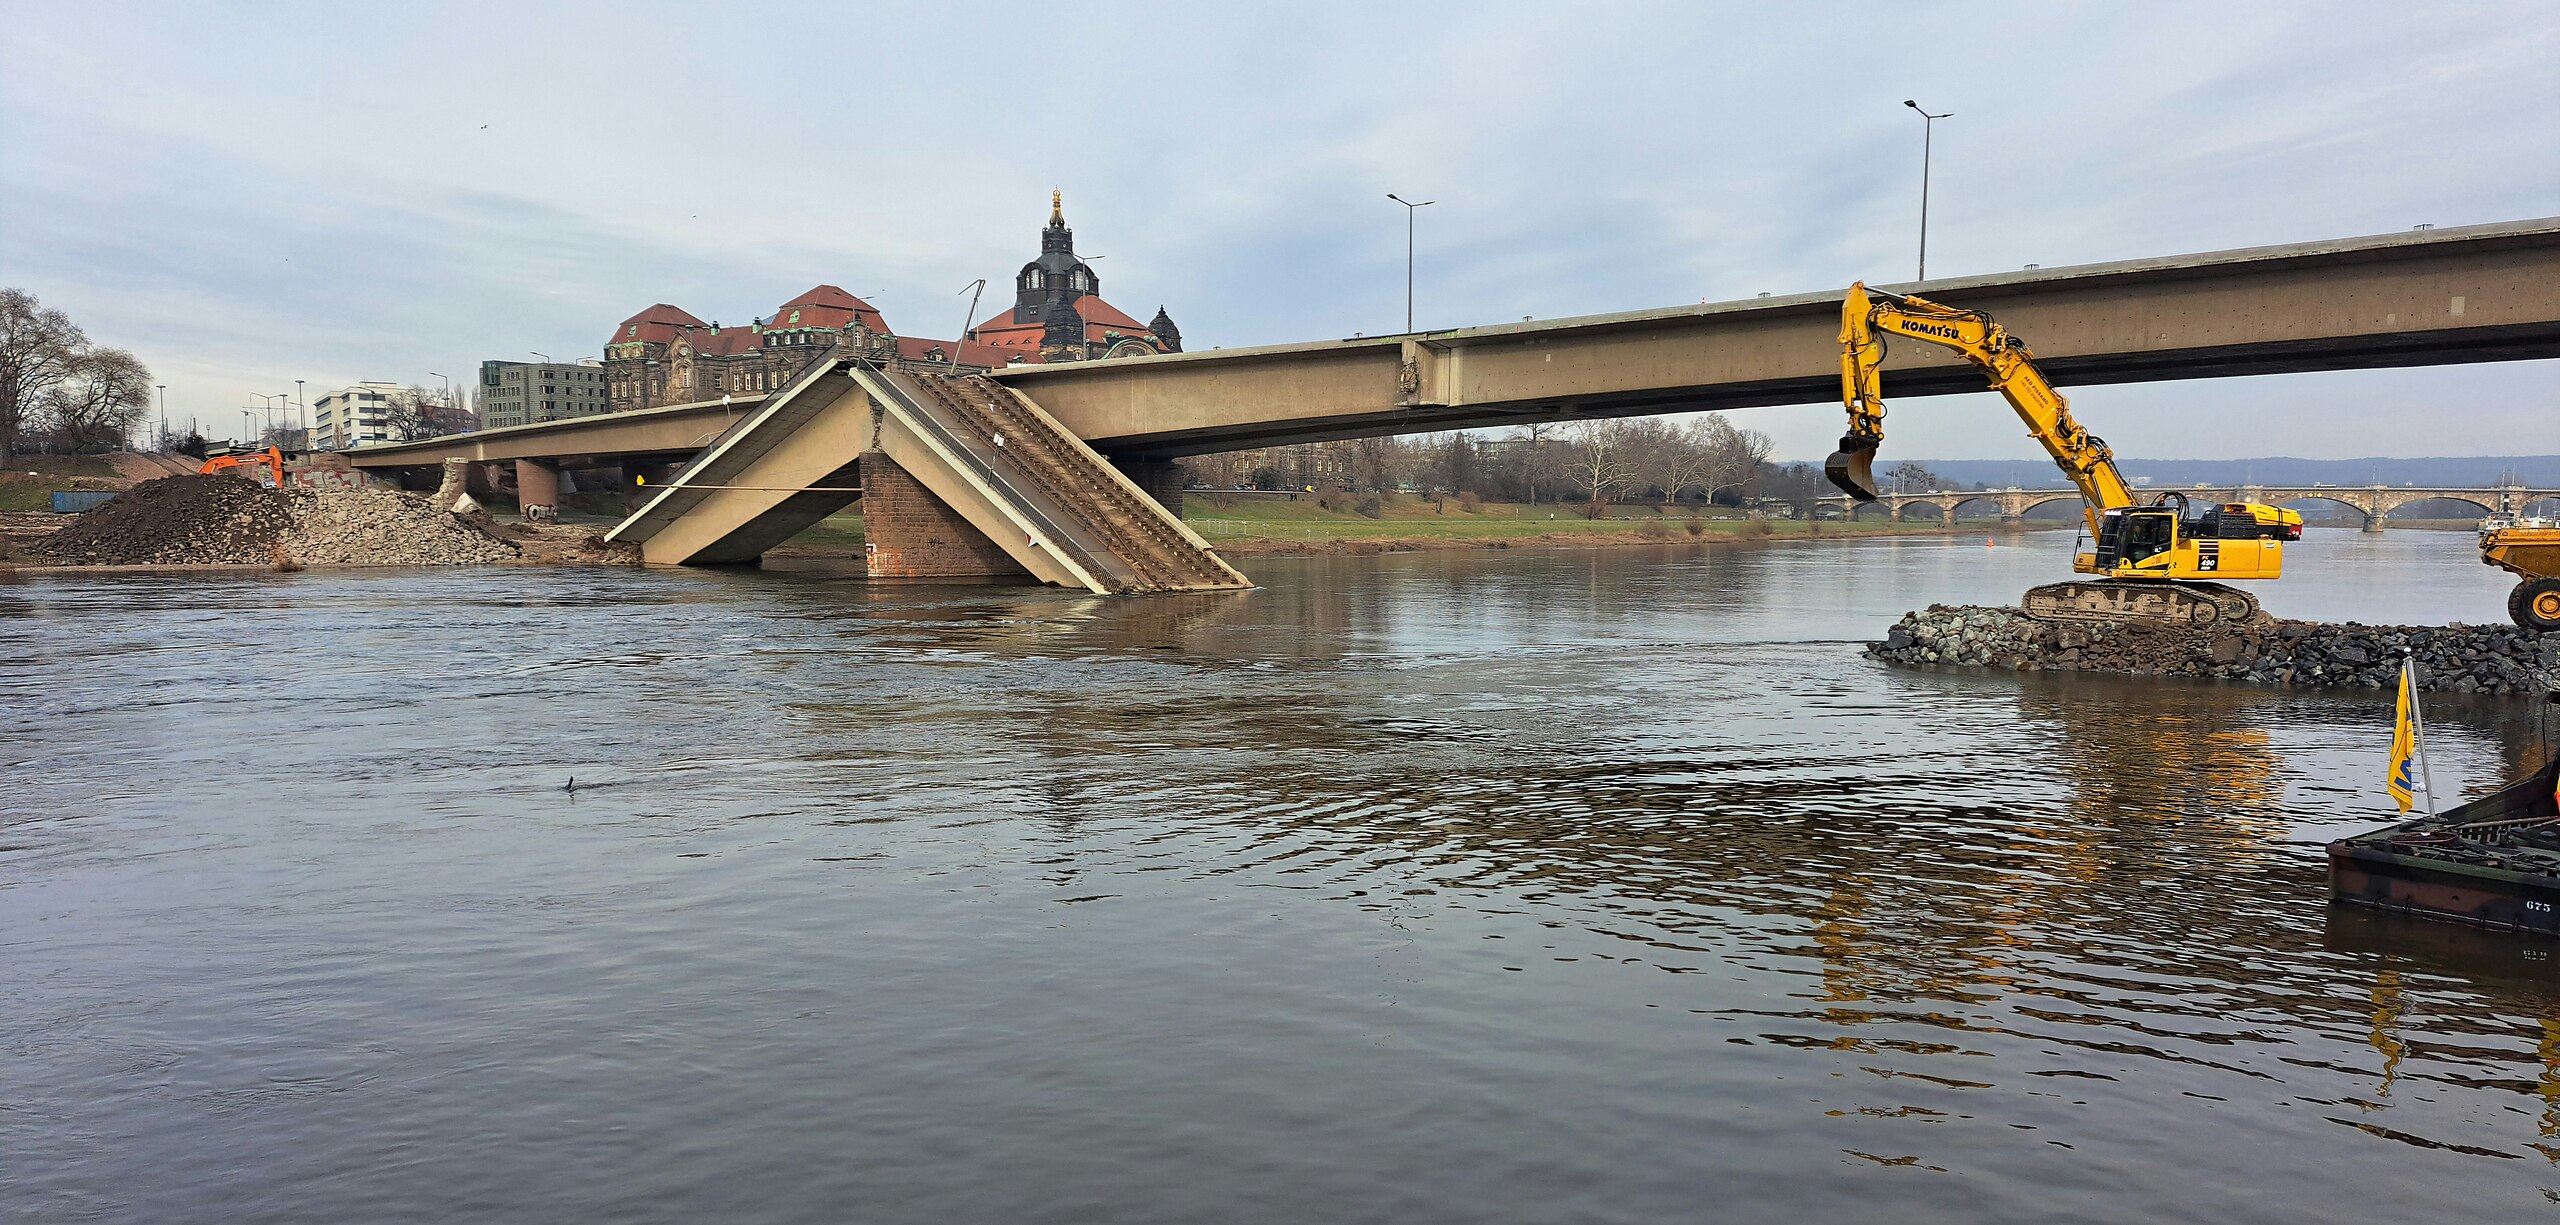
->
966, 193, 1181, 364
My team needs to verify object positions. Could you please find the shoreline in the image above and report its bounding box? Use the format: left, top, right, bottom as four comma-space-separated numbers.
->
1205, 519, 2063, 557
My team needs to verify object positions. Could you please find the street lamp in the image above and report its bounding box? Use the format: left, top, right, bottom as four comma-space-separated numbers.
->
1903, 100, 1952, 281
1387, 193, 1435, 334
530, 351, 552, 364
156, 385, 167, 449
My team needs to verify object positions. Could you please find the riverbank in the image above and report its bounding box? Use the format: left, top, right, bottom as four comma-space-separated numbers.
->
1185, 494, 2011, 555
1871, 603, 2557, 695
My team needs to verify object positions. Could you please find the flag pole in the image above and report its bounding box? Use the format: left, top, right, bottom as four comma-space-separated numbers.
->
2409, 654, 2440, 817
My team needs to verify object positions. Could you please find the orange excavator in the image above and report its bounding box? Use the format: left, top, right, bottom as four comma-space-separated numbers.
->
198, 447, 285, 486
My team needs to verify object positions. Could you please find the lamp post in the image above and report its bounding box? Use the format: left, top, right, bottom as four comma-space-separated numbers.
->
1903, 100, 1952, 281
1386, 193, 1435, 334
156, 385, 166, 449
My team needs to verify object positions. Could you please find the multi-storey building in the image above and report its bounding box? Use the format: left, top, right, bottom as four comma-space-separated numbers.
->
597, 197, 1181, 413
965, 194, 1182, 364
310, 382, 406, 449
477, 360, 612, 429
601, 287, 1006, 413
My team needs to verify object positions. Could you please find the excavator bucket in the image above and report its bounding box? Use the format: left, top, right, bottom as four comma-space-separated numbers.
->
1824, 434, 1882, 502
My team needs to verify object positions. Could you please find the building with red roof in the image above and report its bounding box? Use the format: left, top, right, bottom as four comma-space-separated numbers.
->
966, 194, 1182, 364
601, 286, 996, 412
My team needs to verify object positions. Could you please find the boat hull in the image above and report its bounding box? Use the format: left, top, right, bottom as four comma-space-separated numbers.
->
2326, 757, 2560, 936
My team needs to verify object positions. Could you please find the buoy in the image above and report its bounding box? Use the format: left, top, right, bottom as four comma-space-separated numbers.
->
1986, 536, 1996, 548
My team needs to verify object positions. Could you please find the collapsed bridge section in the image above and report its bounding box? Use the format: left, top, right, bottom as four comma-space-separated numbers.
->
604, 357, 1249, 594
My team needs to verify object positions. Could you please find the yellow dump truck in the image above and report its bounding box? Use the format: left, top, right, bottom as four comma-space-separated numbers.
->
2481, 518, 2560, 631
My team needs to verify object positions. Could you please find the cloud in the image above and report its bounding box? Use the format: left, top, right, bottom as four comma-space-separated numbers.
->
1, 0, 2552, 454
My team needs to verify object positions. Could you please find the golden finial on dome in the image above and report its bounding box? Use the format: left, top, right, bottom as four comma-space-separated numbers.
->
1050, 189, 1064, 226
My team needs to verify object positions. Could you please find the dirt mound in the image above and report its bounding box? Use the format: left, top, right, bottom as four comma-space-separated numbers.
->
29, 475, 523, 568
277, 486, 519, 566
32, 474, 294, 565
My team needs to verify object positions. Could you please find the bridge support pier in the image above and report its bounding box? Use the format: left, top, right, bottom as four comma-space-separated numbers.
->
1941, 507, 1958, 528
858, 453, 1031, 581
1110, 457, 1186, 518
623, 462, 676, 513
2364, 512, 2388, 534
515, 459, 561, 519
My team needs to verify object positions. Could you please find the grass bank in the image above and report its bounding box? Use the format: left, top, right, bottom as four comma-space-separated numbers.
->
1181, 493, 1986, 555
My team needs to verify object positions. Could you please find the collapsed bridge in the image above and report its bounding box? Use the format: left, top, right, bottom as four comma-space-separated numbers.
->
342, 216, 2560, 591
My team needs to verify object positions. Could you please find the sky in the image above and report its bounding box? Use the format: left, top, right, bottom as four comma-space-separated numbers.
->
1, 1, 2553, 461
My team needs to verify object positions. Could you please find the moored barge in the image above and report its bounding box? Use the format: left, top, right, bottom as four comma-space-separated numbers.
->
2329, 757, 2560, 934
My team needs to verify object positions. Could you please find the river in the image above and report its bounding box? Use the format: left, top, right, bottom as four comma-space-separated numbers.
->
4, 527, 2555, 1223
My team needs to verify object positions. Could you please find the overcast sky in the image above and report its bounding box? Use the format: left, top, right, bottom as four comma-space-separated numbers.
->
2, 1, 2553, 460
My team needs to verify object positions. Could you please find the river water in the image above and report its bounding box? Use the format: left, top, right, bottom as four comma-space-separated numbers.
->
4, 527, 2556, 1223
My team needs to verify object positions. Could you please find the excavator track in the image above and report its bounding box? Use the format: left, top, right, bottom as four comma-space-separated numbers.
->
2020, 580, 2265, 630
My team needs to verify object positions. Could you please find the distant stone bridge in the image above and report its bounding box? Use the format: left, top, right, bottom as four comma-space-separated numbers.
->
1817, 485, 2560, 531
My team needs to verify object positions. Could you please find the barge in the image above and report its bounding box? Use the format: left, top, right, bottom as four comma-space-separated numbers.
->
2329, 757, 2560, 934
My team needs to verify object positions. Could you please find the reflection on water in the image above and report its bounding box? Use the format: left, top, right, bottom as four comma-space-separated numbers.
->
2, 531, 2557, 1224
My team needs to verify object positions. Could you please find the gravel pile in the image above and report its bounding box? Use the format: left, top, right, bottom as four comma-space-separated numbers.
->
278, 486, 518, 566
1871, 604, 2559, 695
31, 474, 294, 565
30, 475, 519, 567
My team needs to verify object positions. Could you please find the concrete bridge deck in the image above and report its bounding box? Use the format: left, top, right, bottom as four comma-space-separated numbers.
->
346, 216, 2560, 477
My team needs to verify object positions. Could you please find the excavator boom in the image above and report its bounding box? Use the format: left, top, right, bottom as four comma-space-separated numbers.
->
1824, 282, 2300, 630
1828, 283, 2135, 533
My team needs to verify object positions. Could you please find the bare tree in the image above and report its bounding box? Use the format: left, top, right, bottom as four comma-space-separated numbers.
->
1565, 418, 1639, 510
1886, 459, 1948, 494
39, 347, 152, 451
1642, 418, 1717, 506
384, 385, 476, 441
0, 289, 90, 457
1698, 415, 1774, 504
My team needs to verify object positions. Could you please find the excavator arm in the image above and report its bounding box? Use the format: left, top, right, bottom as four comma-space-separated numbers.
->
1827, 282, 2137, 533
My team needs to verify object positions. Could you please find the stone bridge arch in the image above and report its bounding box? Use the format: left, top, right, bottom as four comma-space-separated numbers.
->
2269, 494, 2381, 532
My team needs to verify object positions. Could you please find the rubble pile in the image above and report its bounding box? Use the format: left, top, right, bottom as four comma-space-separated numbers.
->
30, 474, 519, 568
1871, 604, 2559, 695
278, 486, 518, 566
31, 474, 295, 565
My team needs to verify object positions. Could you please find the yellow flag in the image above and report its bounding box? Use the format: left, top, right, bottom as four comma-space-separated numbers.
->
2387, 660, 2421, 813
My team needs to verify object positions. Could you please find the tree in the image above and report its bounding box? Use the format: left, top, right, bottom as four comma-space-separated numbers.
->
1697, 415, 1774, 505
0, 289, 90, 458
1886, 460, 1947, 494
38, 347, 151, 451
1755, 461, 1833, 517
1564, 418, 1639, 512
1642, 418, 1717, 505
384, 385, 475, 441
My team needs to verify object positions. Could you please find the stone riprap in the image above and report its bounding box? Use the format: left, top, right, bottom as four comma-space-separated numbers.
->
1869, 605, 2558, 696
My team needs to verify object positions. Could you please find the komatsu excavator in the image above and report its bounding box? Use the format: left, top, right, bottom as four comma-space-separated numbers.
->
1825, 282, 2302, 628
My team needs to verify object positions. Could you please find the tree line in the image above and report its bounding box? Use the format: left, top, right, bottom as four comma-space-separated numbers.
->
0, 289, 152, 457
1184, 416, 1833, 513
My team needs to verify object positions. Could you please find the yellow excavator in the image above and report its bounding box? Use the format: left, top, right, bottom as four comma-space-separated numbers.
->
1825, 282, 2302, 628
